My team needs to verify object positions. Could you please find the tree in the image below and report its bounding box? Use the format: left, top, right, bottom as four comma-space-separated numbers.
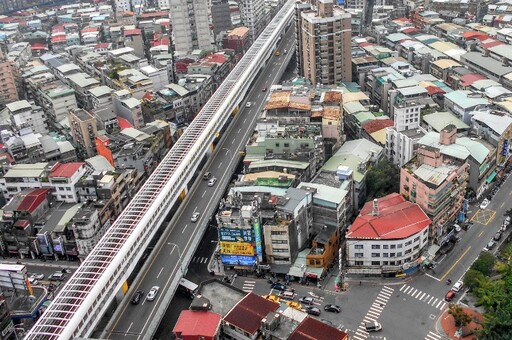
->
464, 269, 486, 291
448, 304, 472, 328
471, 252, 496, 276
366, 159, 400, 200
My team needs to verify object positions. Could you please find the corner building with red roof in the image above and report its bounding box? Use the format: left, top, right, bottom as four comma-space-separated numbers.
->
346, 193, 431, 275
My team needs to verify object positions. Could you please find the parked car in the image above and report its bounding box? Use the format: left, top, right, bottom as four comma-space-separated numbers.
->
203, 172, 212, 180
30, 273, 44, 280
146, 286, 160, 301
506, 216, 511, 224
484, 239, 496, 251
480, 199, 490, 210
271, 283, 287, 291
28, 277, 38, 285
365, 321, 382, 332
305, 307, 321, 316
453, 224, 461, 233
285, 301, 302, 310
191, 212, 200, 222
324, 304, 341, 313
279, 291, 295, 300
299, 296, 314, 305
49, 272, 66, 281
494, 232, 502, 241
502, 224, 508, 232
445, 290, 456, 302
262, 294, 280, 303
207, 177, 217, 187
131, 290, 144, 305
452, 280, 464, 292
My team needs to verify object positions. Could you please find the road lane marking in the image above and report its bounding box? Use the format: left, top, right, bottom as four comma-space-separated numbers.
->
202, 191, 206, 198
440, 246, 472, 281
419, 292, 426, 300
218, 162, 222, 168
157, 267, 164, 279
435, 300, 444, 308
182, 225, 188, 234
243, 118, 246, 123
478, 230, 484, 237
400, 285, 406, 291
428, 296, 434, 304
126, 322, 133, 334
425, 273, 441, 281
439, 302, 447, 310
409, 288, 417, 296
231, 139, 235, 144
237, 128, 241, 134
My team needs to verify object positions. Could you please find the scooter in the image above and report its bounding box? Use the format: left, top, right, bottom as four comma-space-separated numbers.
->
446, 279, 452, 285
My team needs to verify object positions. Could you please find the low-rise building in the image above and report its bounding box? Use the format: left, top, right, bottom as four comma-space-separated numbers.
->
48, 162, 89, 203
346, 193, 431, 275
68, 108, 99, 159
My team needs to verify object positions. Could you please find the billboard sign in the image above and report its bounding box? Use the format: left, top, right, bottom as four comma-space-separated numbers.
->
220, 255, 257, 266
219, 227, 253, 242
503, 139, 509, 157
220, 241, 254, 255
253, 221, 263, 262
0, 264, 28, 290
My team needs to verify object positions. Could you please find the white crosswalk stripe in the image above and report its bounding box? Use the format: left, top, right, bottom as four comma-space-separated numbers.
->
399, 285, 448, 309
425, 331, 442, 340
242, 280, 255, 292
354, 286, 394, 339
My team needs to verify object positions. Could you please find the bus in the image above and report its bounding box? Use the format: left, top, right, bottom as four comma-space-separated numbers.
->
178, 278, 198, 299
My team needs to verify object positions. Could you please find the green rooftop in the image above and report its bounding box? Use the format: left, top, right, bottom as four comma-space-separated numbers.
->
255, 177, 294, 188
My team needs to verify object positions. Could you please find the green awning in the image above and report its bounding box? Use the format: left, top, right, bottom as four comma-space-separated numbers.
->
486, 171, 497, 184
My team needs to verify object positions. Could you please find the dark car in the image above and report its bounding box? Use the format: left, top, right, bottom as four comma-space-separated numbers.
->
324, 304, 341, 313
305, 307, 321, 316
494, 232, 502, 241
271, 283, 287, 291
131, 290, 144, 305
262, 87, 267, 92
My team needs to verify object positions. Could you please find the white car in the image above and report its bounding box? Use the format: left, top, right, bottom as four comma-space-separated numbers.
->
453, 224, 461, 233
452, 280, 464, 292
245, 102, 252, 108
146, 286, 160, 301
480, 199, 490, 210
28, 277, 38, 285
31, 273, 45, 280
208, 177, 217, 187
191, 212, 200, 222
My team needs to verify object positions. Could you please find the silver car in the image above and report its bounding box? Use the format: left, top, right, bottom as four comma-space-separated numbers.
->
146, 286, 160, 301
208, 177, 217, 187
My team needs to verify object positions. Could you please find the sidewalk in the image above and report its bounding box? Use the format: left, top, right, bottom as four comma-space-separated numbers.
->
1, 257, 81, 270
437, 306, 483, 339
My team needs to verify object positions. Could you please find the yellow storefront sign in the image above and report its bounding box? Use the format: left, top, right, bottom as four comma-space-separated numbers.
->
220, 241, 254, 255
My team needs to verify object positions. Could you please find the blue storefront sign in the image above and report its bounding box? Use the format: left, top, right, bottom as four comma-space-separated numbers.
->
503, 139, 509, 157
220, 255, 257, 266
219, 227, 253, 242
254, 221, 263, 262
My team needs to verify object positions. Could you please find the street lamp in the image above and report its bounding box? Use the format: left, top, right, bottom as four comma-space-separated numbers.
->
168, 242, 185, 274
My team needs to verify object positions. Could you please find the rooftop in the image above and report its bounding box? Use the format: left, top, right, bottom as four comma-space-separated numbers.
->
173, 310, 221, 338
4, 163, 48, 178
224, 293, 279, 335
289, 317, 349, 340
347, 193, 431, 240
422, 111, 469, 132
48, 162, 85, 178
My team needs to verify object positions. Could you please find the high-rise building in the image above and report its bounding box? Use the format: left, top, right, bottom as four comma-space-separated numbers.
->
296, 0, 352, 85
0, 49, 19, 108
211, 0, 233, 37
68, 109, 99, 159
239, 0, 266, 43
170, 0, 212, 54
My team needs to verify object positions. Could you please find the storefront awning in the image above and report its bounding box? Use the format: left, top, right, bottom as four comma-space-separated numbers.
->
486, 171, 497, 184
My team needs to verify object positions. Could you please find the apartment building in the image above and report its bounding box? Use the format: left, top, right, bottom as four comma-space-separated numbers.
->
68, 109, 99, 159
170, 0, 212, 54
40, 85, 78, 128
0, 55, 19, 108
6, 100, 48, 135
48, 162, 89, 203
113, 90, 144, 128
297, 0, 352, 85
239, 0, 266, 43
0, 163, 49, 202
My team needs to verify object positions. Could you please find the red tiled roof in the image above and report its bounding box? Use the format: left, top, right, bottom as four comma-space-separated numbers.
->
204, 53, 227, 64
140, 10, 169, 18
81, 27, 98, 34
152, 36, 170, 47
124, 28, 142, 36
14, 219, 30, 229
118, 117, 133, 129
461, 31, 489, 40
223, 293, 279, 335
362, 118, 394, 134
359, 42, 374, 48
290, 317, 349, 340
480, 40, 504, 49
173, 310, 221, 337
425, 85, 445, 95
142, 91, 154, 101
402, 27, 419, 35
460, 73, 486, 87
17, 188, 51, 213
31, 43, 47, 50
48, 162, 85, 178
347, 193, 431, 240
95, 43, 110, 49
51, 35, 67, 43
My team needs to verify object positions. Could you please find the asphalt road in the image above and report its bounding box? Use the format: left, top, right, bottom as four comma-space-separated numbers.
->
106, 30, 297, 339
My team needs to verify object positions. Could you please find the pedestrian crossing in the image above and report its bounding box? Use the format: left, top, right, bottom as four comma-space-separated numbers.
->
352, 286, 394, 340
242, 280, 255, 292
399, 284, 447, 310
425, 330, 442, 340
192, 256, 209, 264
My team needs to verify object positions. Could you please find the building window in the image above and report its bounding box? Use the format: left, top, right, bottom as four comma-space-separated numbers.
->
383, 245, 389, 249
371, 253, 380, 257
390, 244, 396, 249
405, 241, 412, 246
383, 253, 389, 257
355, 261, 363, 266
405, 249, 412, 254
371, 261, 380, 266
371, 245, 380, 249
423, 229, 428, 235
354, 244, 363, 249
397, 244, 403, 248
390, 252, 395, 257
414, 236, 420, 242
355, 253, 364, 257
397, 252, 402, 256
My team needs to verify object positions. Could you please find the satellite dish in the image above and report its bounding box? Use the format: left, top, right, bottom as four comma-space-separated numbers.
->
27, 295, 36, 303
